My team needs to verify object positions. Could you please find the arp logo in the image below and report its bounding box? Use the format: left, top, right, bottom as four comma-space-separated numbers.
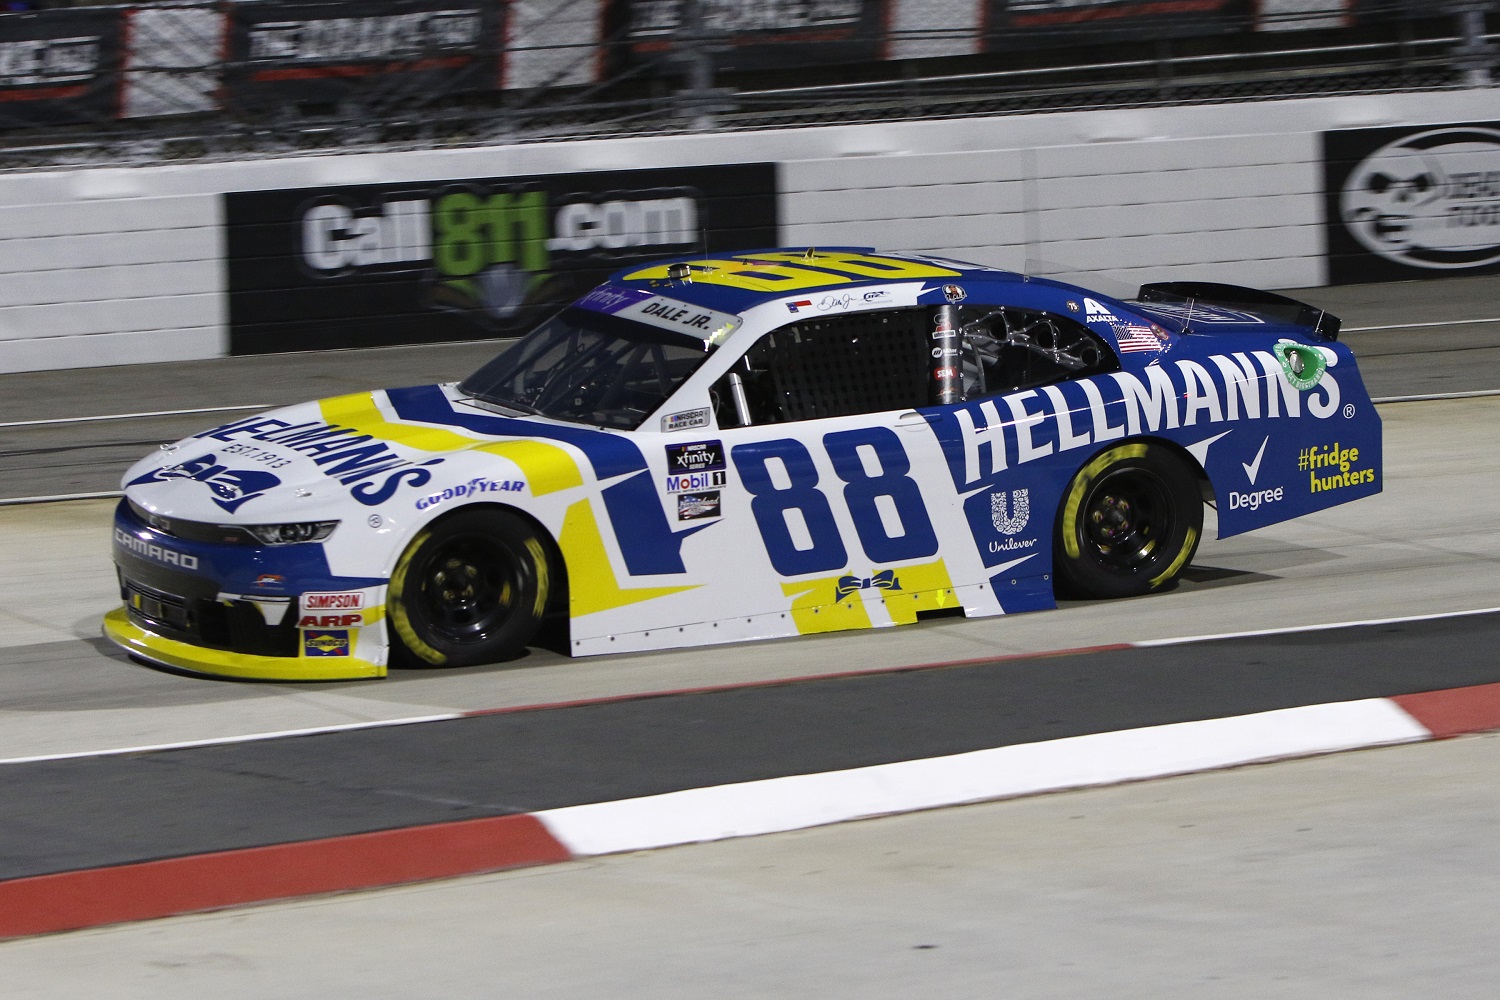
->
297, 613, 364, 628
128, 453, 280, 513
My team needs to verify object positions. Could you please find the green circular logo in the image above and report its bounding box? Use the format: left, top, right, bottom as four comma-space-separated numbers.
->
1273, 342, 1326, 392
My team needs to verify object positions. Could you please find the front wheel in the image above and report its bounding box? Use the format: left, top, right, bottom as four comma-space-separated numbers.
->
1054, 443, 1202, 600
388, 509, 553, 668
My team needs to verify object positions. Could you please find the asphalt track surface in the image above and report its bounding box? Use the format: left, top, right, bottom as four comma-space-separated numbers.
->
1, 275, 1500, 992
4, 610, 1500, 881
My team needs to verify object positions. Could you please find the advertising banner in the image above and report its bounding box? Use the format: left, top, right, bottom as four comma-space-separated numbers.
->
224, 163, 779, 355
1324, 122, 1500, 283
984, 0, 1250, 50
223, 0, 503, 111
0, 7, 124, 129
606, 0, 889, 73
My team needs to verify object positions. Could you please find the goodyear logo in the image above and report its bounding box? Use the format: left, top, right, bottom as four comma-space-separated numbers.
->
303, 629, 352, 657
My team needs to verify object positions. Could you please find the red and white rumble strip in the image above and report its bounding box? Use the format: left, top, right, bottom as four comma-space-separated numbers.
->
2, 678, 1499, 940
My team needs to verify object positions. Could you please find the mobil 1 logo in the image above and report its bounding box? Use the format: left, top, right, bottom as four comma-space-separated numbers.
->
224, 163, 777, 355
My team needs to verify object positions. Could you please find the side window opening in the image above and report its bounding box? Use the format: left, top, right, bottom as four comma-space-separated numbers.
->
957, 305, 1117, 398
710, 305, 1120, 428
713, 309, 932, 426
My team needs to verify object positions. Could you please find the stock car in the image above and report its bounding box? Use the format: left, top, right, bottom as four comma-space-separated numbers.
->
105, 248, 1382, 680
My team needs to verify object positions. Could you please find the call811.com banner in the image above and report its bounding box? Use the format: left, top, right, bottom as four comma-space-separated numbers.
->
223, 163, 779, 355
1325, 122, 1500, 283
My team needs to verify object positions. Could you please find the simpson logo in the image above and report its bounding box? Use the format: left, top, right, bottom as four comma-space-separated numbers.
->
301, 591, 365, 612
113, 528, 199, 571
303, 629, 352, 657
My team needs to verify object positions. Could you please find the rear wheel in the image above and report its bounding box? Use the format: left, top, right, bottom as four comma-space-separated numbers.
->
388, 509, 552, 668
1054, 443, 1202, 600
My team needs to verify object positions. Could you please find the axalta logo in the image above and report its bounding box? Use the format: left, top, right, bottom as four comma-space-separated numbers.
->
114, 528, 200, 571
300, 191, 700, 274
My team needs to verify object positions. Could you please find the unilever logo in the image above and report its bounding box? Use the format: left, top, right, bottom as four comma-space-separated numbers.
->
991, 489, 1029, 535
1340, 127, 1500, 270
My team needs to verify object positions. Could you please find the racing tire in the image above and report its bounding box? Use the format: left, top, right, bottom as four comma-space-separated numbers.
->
388, 508, 553, 668
1054, 443, 1202, 600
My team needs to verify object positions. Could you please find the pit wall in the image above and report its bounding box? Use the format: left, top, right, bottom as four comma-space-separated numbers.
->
1, 88, 1493, 374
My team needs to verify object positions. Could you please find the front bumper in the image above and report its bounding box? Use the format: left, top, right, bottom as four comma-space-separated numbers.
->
105, 499, 389, 681
104, 607, 384, 680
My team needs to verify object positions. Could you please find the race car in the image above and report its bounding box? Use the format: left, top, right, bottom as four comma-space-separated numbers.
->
105, 248, 1381, 680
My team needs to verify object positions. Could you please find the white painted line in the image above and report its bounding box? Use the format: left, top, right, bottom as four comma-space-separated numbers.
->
0, 714, 463, 766
1131, 606, 1500, 648
1372, 389, 1500, 404
0, 490, 122, 507
1345, 316, 1500, 332
538, 700, 1431, 856
0, 403, 268, 429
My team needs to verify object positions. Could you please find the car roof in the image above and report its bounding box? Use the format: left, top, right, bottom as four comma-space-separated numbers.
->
603, 247, 1038, 314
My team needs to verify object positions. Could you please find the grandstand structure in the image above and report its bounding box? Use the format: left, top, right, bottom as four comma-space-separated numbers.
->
0, 1, 1492, 167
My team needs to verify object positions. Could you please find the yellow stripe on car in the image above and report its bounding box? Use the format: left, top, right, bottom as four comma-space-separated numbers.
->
318, 392, 482, 452
104, 608, 385, 681
558, 499, 697, 617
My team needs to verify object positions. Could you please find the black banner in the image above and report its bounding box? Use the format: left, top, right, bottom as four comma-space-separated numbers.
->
606, 0, 889, 73
0, 7, 124, 129
224, 0, 503, 112
1325, 122, 1500, 284
225, 163, 780, 355
984, 0, 1251, 50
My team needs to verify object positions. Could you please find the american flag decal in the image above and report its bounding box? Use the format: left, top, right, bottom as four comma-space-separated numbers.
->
1115, 324, 1164, 354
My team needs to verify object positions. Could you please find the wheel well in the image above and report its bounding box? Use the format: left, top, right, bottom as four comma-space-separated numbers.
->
1131, 436, 1214, 504
412, 502, 570, 614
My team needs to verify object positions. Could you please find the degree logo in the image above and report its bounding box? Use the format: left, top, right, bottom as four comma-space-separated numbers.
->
303, 629, 352, 657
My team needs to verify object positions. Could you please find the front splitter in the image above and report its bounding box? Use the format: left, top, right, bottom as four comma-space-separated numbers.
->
102, 607, 385, 681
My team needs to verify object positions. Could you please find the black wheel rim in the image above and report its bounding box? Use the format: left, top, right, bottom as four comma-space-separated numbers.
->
416, 534, 522, 645
1080, 467, 1175, 576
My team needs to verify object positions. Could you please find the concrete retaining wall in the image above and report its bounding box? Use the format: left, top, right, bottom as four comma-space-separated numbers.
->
2, 88, 1494, 374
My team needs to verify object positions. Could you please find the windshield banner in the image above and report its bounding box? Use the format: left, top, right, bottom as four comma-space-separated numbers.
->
0, 6, 124, 129
223, 162, 778, 355
1325, 121, 1500, 283
983, 0, 1250, 50
604, 0, 890, 73
222, 0, 503, 112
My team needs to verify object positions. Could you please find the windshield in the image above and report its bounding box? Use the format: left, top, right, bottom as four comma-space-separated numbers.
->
458, 307, 716, 430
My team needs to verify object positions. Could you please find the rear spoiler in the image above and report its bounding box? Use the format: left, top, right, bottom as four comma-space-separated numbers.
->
1135, 282, 1341, 341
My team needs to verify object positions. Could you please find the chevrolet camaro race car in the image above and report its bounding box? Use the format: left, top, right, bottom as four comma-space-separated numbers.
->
106, 249, 1381, 680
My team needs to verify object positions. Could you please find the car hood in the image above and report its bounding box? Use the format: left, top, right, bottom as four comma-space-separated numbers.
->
119, 387, 562, 524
